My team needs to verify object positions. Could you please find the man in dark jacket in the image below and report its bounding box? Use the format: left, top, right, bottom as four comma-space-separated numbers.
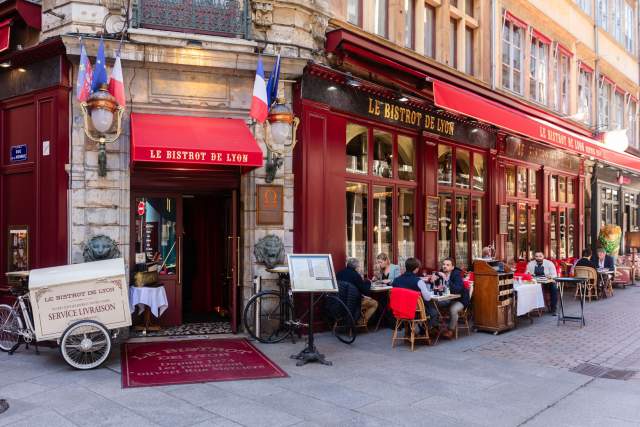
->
591, 248, 615, 270
427, 257, 468, 338
573, 248, 595, 272
391, 257, 440, 332
336, 258, 378, 325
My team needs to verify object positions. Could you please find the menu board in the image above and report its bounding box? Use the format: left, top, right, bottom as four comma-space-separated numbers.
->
287, 254, 338, 293
499, 205, 509, 235
425, 196, 439, 232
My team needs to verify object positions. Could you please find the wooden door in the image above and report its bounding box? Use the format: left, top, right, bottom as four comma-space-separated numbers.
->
227, 190, 239, 333
131, 193, 183, 326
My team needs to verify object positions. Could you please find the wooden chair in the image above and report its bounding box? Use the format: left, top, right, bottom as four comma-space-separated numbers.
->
455, 282, 474, 339
391, 296, 431, 351
574, 266, 598, 302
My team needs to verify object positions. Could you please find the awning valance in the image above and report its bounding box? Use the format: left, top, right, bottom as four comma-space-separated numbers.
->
130, 113, 264, 170
0, 19, 10, 53
433, 80, 640, 172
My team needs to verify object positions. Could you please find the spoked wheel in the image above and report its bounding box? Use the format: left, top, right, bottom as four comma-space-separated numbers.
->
243, 291, 294, 344
0, 304, 22, 353
322, 295, 356, 344
60, 320, 111, 370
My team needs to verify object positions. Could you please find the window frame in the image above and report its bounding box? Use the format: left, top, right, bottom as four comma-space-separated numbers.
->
549, 173, 578, 260
502, 20, 524, 94
465, 26, 475, 76
374, 0, 389, 39
403, 0, 415, 49
423, 3, 437, 58
450, 18, 459, 69
578, 68, 593, 125
505, 163, 540, 262
598, 79, 612, 130
346, 0, 363, 27
628, 99, 638, 149
555, 52, 570, 115
529, 37, 549, 105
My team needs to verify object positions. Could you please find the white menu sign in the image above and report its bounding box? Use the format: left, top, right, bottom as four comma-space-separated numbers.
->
287, 254, 338, 293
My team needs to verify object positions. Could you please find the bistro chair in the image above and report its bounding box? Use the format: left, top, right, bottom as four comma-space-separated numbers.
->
389, 288, 431, 351
574, 266, 598, 302
455, 282, 474, 339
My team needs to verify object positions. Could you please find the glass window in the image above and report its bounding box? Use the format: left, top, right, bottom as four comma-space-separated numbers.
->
471, 197, 482, 260
558, 176, 567, 203
502, 20, 523, 94
465, 27, 474, 75
450, 18, 458, 68
346, 123, 368, 174
397, 188, 415, 269
529, 169, 537, 197
598, 81, 611, 129
567, 178, 574, 204
438, 194, 453, 260
397, 135, 415, 181
438, 145, 453, 186
517, 167, 528, 195
346, 182, 368, 273
550, 175, 558, 202
135, 197, 178, 274
373, 185, 393, 260
598, 0, 608, 31
530, 38, 548, 105
506, 165, 516, 197
568, 208, 575, 258
575, 0, 591, 15
578, 69, 593, 125
556, 53, 570, 114
347, 0, 361, 26
404, 0, 414, 49
559, 209, 567, 259
624, 1, 634, 53
374, 0, 388, 38
614, 91, 624, 130
455, 149, 470, 189
472, 154, 485, 191
530, 206, 537, 258
629, 100, 638, 149
465, 0, 474, 17
373, 130, 392, 178
424, 4, 436, 58
455, 196, 469, 268
550, 211, 557, 259
518, 203, 528, 260
506, 203, 516, 263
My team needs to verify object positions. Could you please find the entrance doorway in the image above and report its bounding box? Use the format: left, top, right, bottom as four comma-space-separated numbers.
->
131, 188, 239, 332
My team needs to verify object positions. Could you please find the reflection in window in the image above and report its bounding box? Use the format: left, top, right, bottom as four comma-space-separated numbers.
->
558, 176, 566, 203
455, 196, 469, 268
472, 154, 485, 191
424, 4, 436, 58
346, 0, 361, 26
518, 204, 527, 260
550, 175, 558, 202
397, 135, 415, 180
529, 169, 537, 197
455, 149, 470, 189
530, 206, 537, 258
438, 145, 453, 186
471, 197, 482, 260
135, 197, 177, 274
506, 203, 516, 264
374, 0, 388, 38
403, 0, 414, 49
373, 186, 393, 260
373, 130, 393, 178
506, 165, 516, 197
550, 211, 557, 259
559, 209, 567, 259
438, 194, 453, 260
346, 182, 368, 273
397, 188, 415, 269
567, 178, 574, 203
517, 168, 528, 195
346, 123, 368, 174
568, 208, 575, 258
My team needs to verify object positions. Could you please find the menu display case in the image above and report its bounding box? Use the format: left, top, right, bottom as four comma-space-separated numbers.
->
472, 260, 515, 334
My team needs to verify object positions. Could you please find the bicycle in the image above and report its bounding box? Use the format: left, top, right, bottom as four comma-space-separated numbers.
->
243, 273, 357, 344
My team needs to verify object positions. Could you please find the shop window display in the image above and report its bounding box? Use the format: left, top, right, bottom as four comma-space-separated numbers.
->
504, 166, 540, 262
346, 123, 368, 174
134, 197, 177, 274
346, 182, 368, 273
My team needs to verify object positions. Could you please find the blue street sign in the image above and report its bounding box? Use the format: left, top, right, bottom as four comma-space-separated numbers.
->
10, 145, 27, 162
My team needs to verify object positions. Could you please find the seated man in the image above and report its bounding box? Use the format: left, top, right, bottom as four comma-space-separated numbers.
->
336, 258, 378, 326
428, 257, 469, 339
591, 248, 615, 271
572, 248, 595, 274
526, 251, 558, 315
391, 257, 440, 334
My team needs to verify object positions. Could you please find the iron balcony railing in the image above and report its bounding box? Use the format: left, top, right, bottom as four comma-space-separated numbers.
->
132, 0, 250, 38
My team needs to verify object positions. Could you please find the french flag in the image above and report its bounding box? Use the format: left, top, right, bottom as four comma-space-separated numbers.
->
76, 40, 93, 102
249, 56, 268, 123
108, 53, 126, 107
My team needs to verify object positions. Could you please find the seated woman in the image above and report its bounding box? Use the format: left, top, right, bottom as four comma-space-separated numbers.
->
375, 253, 401, 283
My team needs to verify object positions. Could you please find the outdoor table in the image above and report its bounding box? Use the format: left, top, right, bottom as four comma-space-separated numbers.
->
596, 269, 614, 298
430, 293, 461, 343
513, 281, 545, 318
370, 283, 392, 331
555, 277, 587, 327
129, 285, 168, 334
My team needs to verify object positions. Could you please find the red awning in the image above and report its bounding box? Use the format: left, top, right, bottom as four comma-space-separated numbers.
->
130, 113, 263, 170
0, 19, 10, 53
432, 80, 640, 172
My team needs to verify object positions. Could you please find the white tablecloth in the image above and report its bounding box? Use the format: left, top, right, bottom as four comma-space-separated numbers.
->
514, 282, 545, 316
129, 286, 168, 318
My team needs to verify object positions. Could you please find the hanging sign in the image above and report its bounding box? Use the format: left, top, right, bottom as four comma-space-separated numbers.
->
137, 201, 145, 216
9, 144, 27, 162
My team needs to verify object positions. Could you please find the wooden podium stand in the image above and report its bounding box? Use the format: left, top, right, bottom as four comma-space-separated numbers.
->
472, 260, 515, 334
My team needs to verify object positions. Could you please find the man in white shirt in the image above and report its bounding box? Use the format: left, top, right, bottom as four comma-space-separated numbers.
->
526, 251, 558, 315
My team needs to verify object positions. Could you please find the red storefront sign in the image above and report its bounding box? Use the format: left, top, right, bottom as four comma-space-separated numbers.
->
0, 19, 11, 53
137, 201, 145, 216
433, 80, 640, 172
130, 113, 263, 168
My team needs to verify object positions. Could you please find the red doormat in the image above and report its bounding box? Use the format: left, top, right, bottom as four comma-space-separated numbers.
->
121, 338, 287, 388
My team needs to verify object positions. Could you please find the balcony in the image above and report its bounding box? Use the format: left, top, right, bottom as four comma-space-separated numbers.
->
132, 0, 249, 38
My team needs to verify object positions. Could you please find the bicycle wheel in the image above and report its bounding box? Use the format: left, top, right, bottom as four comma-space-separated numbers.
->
243, 291, 294, 344
323, 295, 356, 344
60, 320, 111, 370
0, 304, 22, 353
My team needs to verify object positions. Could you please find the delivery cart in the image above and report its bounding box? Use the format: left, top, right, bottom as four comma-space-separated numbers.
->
0, 258, 131, 370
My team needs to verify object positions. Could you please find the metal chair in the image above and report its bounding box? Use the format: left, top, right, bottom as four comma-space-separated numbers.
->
574, 266, 598, 302
454, 282, 474, 339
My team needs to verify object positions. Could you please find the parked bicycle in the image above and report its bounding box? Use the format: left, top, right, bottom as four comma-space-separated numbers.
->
243, 272, 356, 344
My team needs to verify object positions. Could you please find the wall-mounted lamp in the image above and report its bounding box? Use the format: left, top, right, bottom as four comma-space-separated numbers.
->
80, 84, 125, 177
263, 97, 300, 183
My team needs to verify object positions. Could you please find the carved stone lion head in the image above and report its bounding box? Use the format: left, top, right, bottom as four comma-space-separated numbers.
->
254, 234, 285, 269
83, 234, 121, 262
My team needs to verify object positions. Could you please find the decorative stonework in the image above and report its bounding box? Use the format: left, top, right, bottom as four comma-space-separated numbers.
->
254, 234, 285, 269
309, 12, 328, 44
252, 1, 274, 28
83, 234, 121, 261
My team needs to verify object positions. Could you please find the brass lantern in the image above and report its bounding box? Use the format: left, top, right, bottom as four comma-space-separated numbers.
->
263, 97, 299, 183
80, 84, 125, 177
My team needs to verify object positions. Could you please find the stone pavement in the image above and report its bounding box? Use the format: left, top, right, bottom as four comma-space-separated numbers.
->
1, 286, 640, 426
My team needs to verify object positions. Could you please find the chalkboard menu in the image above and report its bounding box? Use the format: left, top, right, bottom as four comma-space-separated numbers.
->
425, 196, 439, 231
499, 205, 509, 235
